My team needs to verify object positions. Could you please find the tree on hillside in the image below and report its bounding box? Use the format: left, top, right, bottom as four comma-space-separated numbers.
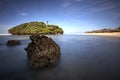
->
85, 26, 120, 33
8, 22, 64, 35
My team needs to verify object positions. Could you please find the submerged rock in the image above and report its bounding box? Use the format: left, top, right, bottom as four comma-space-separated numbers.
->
25, 35, 61, 68
7, 40, 21, 46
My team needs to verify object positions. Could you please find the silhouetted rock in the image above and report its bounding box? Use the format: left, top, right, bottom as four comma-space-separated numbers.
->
25, 35, 61, 68
7, 40, 21, 46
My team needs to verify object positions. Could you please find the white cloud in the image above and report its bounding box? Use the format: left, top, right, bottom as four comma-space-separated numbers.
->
62, 1, 72, 8
0, 24, 9, 34
75, 0, 82, 2
110, 12, 120, 19
20, 12, 28, 16
61, 0, 82, 8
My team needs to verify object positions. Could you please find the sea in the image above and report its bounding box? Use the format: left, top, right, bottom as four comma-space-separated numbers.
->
0, 35, 120, 80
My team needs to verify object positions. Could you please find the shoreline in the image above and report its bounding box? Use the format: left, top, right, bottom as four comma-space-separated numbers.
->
0, 33, 120, 37
0, 34, 11, 35
85, 32, 120, 37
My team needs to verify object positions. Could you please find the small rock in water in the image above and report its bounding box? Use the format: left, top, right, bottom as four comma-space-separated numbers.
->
25, 35, 61, 68
7, 40, 21, 46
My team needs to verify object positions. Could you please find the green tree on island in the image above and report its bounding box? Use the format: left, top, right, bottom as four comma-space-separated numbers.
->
85, 26, 120, 33
8, 22, 64, 35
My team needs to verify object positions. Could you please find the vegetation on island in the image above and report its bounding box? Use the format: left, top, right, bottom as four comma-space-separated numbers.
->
8, 22, 64, 35
85, 26, 120, 33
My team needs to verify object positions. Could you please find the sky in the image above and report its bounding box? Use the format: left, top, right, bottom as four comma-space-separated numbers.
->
0, 0, 120, 34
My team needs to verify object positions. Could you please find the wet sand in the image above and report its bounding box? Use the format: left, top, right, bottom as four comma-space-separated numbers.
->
85, 32, 120, 37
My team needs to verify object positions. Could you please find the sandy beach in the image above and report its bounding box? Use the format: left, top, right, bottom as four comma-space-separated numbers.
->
85, 32, 120, 37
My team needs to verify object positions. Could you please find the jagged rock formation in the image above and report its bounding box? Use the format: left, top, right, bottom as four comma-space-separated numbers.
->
7, 40, 21, 46
25, 35, 61, 68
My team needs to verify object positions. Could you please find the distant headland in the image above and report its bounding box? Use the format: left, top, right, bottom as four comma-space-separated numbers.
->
85, 26, 120, 33
8, 22, 64, 35
85, 26, 120, 37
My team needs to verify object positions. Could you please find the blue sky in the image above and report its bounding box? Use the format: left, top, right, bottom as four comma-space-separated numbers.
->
0, 0, 120, 34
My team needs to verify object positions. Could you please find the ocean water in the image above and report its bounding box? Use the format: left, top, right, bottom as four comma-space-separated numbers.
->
0, 35, 120, 80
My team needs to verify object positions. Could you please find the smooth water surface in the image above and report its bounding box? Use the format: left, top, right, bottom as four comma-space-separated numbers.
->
0, 35, 120, 80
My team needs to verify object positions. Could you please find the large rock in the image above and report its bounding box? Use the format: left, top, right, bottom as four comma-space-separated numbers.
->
7, 40, 21, 46
25, 35, 61, 68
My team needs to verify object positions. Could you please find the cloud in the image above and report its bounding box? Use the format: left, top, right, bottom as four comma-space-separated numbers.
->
74, 0, 120, 16
61, 1, 72, 8
75, 0, 82, 2
20, 12, 28, 16
0, 24, 9, 34
61, 0, 82, 8
110, 11, 120, 19
86, 4, 116, 13
59, 0, 120, 22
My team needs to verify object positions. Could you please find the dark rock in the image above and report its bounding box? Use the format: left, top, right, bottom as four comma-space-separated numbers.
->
7, 40, 21, 46
25, 35, 61, 68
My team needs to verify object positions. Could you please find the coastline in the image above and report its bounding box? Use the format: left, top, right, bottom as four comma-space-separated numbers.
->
0, 34, 11, 35
85, 32, 120, 37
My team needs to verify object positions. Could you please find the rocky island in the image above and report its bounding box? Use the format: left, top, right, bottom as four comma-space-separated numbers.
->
7, 40, 21, 46
8, 22, 64, 35
25, 35, 61, 68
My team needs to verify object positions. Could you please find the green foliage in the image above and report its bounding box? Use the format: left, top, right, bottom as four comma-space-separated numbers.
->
8, 22, 64, 35
85, 26, 120, 33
